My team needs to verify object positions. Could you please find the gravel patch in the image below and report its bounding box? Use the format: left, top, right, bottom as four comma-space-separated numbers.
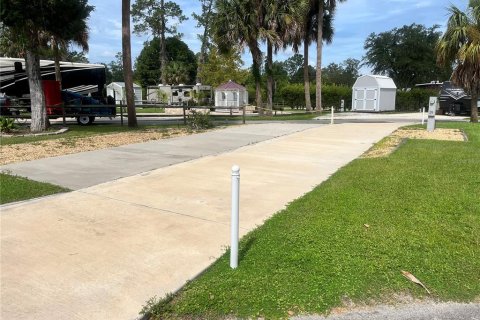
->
362, 128, 465, 158
0, 128, 190, 165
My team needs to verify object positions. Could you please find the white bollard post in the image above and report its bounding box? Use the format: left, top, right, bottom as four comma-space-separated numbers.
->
230, 165, 240, 269
330, 106, 334, 125
421, 107, 425, 125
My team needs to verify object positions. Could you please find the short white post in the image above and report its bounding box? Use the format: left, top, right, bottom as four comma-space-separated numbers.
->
230, 165, 240, 269
330, 106, 334, 124
421, 107, 425, 125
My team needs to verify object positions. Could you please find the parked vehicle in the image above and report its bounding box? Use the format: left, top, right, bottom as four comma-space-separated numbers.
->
46, 90, 116, 125
0, 94, 21, 116
0, 94, 12, 115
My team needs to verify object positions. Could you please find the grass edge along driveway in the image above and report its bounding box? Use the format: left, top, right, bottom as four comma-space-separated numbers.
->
0, 173, 70, 205
142, 122, 480, 319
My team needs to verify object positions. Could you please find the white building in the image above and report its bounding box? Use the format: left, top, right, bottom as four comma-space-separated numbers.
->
106, 82, 143, 105
214, 80, 248, 107
352, 75, 397, 112
146, 84, 212, 105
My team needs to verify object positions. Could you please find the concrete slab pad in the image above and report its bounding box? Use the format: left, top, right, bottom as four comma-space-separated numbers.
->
0, 123, 319, 190
1, 123, 405, 320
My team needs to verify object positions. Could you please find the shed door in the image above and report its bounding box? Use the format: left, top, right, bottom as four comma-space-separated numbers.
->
354, 88, 377, 110
365, 89, 377, 110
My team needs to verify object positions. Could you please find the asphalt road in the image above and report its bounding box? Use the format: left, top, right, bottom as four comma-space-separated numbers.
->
293, 302, 480, 320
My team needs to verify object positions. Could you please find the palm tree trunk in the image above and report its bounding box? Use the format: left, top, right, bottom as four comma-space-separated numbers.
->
303, 38, 312, 111
25, 49, 47, 133
315, 1, 324, 112
266, 40, 273, 116
122, 0, 137, 127
471, 92, 479, 123
160, 0, 167, 85
251, 45, 263, 116
52, 38, 62, 85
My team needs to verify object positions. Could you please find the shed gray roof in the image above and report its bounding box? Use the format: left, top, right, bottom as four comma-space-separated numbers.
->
215, 80, 246, 91
353, 75, 397, 89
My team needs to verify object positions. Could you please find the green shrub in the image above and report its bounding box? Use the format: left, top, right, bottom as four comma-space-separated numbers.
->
0, 117, 15, 133
276, 83, 352, 110
396, 89, 438, 111
322, 85, 352, 111
186, 110, 214, 130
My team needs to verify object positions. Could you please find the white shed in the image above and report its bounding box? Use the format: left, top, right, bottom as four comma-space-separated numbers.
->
352, 75, 397, 112
214, 80, 248, 107
106, 82, 143, 105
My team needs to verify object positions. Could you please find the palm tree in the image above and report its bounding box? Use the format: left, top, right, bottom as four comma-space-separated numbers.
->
0, 0, 94, 133
166, 61, 189, 84
51, 31, 89, 85
436, 0, 479, 123
291, 0, 334, 111
263, 0, 304, 115
122, 0, 138, 127
214, 0, 266, 115
315, 0, 345, 112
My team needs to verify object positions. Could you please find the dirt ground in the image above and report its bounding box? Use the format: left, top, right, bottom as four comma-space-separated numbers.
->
0, 128, 190, 165
362, 128, 465, 158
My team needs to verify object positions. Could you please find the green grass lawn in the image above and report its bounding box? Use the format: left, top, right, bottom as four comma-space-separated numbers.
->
0, 173, 70, 204
142, 122, 480, 319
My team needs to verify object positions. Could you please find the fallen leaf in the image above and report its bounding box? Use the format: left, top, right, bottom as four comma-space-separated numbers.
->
401, 270, 431, 294
287, 310, 295, 316
363, 224, 370, 228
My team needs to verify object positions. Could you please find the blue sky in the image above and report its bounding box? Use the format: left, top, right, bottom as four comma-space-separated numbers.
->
86, 0, 467, 73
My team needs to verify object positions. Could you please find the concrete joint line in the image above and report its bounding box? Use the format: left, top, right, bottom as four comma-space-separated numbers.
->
78, 190, 248, 230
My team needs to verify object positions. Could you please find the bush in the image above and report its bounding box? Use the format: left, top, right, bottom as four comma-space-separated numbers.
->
276, 83, 352, 110
186, 110, 214, 130
396, 89, 438, 111
322, 85, 352, 111
0, 117, 15, 133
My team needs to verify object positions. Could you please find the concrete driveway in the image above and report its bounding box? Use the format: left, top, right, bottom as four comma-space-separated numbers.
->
1, 122, 404, 320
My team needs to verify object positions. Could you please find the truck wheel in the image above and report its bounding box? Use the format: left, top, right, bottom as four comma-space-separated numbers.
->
77, 116, 95, 125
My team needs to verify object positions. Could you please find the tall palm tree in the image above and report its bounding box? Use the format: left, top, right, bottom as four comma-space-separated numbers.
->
122, 0, 138, 127
436, 0, 479, 123
264, 0, 304, 115
47, 1, 93, 85
315, 0, 345, 112
214, 0, 267, 115
290, 1, 333, 111
51, 31, 89, 85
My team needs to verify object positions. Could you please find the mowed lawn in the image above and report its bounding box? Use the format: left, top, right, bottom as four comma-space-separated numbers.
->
143, 122, 480, 319
0, 173, 70, 204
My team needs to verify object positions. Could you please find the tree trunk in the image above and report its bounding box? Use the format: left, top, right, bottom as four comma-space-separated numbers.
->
196, 42, 206, 84
315, 2, 324, 112
251, 45, 263, 116
471, 91, 479, 123
52, 37, 62, 85
266, 40, 273, 116
160, 0, 167, 85
25, 49, 47, 133
122, 0, 138, 127
303, 38, 312, 111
